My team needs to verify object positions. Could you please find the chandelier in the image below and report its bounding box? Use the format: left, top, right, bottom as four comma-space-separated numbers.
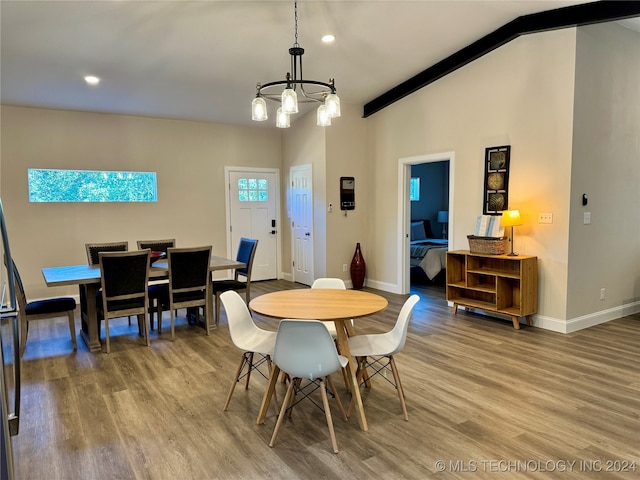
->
251, 0, 341, 128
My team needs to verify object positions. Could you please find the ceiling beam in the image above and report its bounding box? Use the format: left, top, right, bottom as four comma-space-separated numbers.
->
363, 1, 640, 118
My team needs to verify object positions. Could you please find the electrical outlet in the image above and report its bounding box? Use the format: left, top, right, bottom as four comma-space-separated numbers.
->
538, 213, 553, 224
584, 212, 591, 224
600, 288, 605, 300
343, 264, 348, 272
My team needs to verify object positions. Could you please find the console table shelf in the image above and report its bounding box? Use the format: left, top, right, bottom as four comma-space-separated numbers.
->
446, 250, 538, 329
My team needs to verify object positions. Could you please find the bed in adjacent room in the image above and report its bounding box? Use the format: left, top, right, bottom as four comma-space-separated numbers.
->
409, 220, 448, 282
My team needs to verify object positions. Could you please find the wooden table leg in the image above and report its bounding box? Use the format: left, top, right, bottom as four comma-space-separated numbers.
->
334, 321, 368, 432
256, 364, 280, 425
79, 283, 102, 352
511, 316, 521, 329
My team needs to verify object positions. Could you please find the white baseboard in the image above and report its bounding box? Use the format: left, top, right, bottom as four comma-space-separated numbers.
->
450, 301, 640, 333
364, 279, 402, 294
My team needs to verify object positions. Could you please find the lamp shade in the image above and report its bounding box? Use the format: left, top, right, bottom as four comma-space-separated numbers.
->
275, 107, 290, 128
251, 97, 268, 121
325, 93, 341, 118
437, 210, 448, 223
281, 88, 298, 114
501, 209, 522, 227
316, 104, 331, 126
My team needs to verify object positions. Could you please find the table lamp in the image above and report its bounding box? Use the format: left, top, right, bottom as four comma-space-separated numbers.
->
437, 210, 449, 239
501, 209, 522, 256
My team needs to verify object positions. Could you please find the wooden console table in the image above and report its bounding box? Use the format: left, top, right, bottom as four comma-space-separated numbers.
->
446, 250, 538, 329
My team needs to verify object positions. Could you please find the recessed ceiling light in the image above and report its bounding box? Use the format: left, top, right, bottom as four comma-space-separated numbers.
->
84, 75, 100, 85
321, 34, 335, 43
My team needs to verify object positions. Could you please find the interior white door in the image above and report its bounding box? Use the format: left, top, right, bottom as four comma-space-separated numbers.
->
228, 169, 278, 281
290, 165, 314, 286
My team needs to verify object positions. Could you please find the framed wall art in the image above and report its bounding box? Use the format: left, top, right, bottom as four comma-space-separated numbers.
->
483, 145, 511, 215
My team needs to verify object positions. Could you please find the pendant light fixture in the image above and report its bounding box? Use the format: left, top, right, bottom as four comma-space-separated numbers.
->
251, 0, 340, 128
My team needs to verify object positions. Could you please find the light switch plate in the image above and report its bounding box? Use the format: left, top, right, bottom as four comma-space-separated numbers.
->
538, 213, 553, 224
584, 212, 591, 224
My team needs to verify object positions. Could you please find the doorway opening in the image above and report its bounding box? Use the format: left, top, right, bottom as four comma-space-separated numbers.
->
397, 152, 455, 295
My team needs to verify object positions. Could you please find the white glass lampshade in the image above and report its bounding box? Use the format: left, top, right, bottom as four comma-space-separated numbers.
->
276, 107, 290, 128
316, 104, 331, 126
281, 88, 298, 114
325, 93, 341, 118
251, 97, 268, 121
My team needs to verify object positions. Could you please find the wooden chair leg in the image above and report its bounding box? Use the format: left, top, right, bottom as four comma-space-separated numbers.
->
326, 375, 347, 422
389, 356, 408, 420
140, 314, 150, 347
224, 352, 249, 411
269, 380, 296, 448
215, 293, 221, 327
157, 301, 163, 334
105, 317, 111, 354
245, 352, 254, 389
170, 308, 176, 341
320, 378, 339, 453
67, 311, 77, 351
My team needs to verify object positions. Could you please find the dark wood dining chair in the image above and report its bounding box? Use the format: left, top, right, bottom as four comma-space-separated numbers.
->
164, 246, 212, 340
136, 239, 175, 255
85, 241, 128, 265
137, 239, 176, 330
211, 237, 258, 328
85, 241, 131, 325
13, 260, 77, 356
97, 250, 151, 354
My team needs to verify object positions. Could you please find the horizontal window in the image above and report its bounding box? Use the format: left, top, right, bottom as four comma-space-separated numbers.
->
28, 169, 158, 203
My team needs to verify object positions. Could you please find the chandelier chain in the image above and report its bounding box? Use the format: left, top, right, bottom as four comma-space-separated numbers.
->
293, 0, 299, 47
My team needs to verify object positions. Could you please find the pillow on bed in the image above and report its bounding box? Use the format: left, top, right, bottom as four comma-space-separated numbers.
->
411, 221, 427, 241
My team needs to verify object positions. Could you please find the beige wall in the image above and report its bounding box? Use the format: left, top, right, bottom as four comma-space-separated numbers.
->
0, 106, 281, 298
363, 28, 578, 326
324, 103, 367, 281
280, 103, 368, 285
567, 23, 640, 324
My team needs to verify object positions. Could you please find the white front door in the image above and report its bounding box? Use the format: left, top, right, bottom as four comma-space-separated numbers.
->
290, 164, 314, 286
227, 168, 279, 281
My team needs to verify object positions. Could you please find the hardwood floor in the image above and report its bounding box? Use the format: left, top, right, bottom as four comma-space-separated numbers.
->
13, 280, 640, 479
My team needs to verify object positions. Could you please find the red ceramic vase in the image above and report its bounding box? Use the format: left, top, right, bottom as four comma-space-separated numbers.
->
350, 242, 366, 290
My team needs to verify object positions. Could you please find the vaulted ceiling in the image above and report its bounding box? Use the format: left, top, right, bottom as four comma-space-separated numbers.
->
1, 1, 638, 127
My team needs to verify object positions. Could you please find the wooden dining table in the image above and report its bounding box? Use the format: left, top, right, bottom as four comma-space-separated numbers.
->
41, 255, 245, 352
249, 288, 388, 432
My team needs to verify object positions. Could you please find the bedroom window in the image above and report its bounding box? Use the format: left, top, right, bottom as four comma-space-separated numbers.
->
410, 177, 420, 201
28, 169, 158, 203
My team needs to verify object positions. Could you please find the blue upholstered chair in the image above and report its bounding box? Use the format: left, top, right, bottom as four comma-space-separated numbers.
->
211, 237, 258, 328
13, 260, 76, 356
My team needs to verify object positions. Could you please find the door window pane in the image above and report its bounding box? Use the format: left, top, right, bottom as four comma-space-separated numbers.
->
238, 178, 268, 202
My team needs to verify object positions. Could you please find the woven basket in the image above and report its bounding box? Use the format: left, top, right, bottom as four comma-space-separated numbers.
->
467, 235, 506, 255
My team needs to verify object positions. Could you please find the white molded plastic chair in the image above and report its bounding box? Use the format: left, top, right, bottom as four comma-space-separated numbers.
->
269, 319, 348, 454
220, 290, 277, 411
310, 278, 350, 338
347, 294, 420, 421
